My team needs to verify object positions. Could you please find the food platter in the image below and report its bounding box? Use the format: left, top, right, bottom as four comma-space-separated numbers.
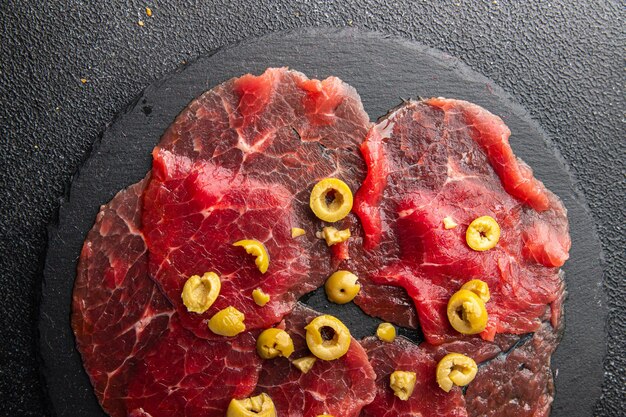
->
38, 29, 605, 417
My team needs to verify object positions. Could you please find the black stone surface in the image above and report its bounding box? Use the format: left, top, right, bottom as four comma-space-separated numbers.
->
1, 2, 623, 417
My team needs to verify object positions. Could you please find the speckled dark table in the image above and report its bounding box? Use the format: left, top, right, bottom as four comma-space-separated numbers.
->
0, 1, 623, 416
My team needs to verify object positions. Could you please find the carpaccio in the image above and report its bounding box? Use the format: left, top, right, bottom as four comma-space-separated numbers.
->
72, 68, 569, 417
142, 67, 370, 340
349, 99, 570, 344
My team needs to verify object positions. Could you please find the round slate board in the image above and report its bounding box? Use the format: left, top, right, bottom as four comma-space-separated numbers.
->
39, 28, 605, 417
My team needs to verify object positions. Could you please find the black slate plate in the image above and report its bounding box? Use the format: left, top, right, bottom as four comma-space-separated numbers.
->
39, 29, 605, 417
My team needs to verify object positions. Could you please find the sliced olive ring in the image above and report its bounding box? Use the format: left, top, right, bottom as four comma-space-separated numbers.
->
309, 178, 353, 222
305, 315, 351, 361
436, 353, 478, 392
227, 393, 276, 417
325, 270, 360, 304
233, 239, 270, 273
257, 328, 295, 359
447, 289, 488, 335
466, 215, 501, 251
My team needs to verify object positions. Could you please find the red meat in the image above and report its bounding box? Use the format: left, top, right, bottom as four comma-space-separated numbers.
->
72, 179, 263, 417
351, 99, 570, 344
356, 280, 418, 329
465, 321, 562, 417
142, 149, 312, 339
143, 68, 371, 339
125, 322, 261, 417
71, 178, 173, 417
155, 68, 369, 192
361, 322, 560, 417
339, 212, 419, 329
360, 336, 469, 417
255, 304, 376, 417
73, 70, 570, 417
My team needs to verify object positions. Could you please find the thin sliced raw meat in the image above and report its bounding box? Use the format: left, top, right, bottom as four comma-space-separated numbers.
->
465, 321, 562, 417
427, 98, 552, 212
350, 99, 570, 344
422, 331, 522, 364
71, 178, 173, 417
254, 304, 376, 417
156, 68, 368, 194
142, 150, 311, 339
125, 322, 261, 417
338, 215, 419, 328
361, 321, 560, 417
72, 178, 262, 417
143, 68, 371, 339
360, 336, 469, 417
74, 71, 570, 417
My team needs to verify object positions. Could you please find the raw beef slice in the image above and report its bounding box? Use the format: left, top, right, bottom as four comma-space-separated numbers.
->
72, 179, 262, 417
349, 98, 570, 344
142, 149, 311, 339
255, 304, 376, 417
143, 68, 371, 339
355, 280, 418, 329
72, 178, 173, 417
126, 323, 261, 417
360, 336, 468, 417
361, 319, 562, 417
465, 321, 562, 417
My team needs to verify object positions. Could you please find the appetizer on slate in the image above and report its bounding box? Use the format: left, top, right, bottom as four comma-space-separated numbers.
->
72, 68, 569, 417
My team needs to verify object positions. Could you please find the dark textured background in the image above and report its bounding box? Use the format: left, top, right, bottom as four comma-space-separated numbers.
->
38, 30, 607, 416
0, 1, 623, 416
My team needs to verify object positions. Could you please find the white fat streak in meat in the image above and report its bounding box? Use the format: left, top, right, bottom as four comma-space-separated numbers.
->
398, 154, 481, 221
192, 133, 203, 154
419, 262, 451, 268
444, 155, 480, 184
153, 171, 289, 278
101, 306, 174, 404
397, 208, 416, 219
153, 195, 229, 278
378, 114, 396, 139
92, 245, 148, 329
235, 128, 276, 157
215, 85, 280, 160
